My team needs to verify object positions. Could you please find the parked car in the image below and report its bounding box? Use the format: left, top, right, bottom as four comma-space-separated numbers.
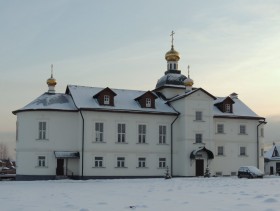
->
237, 166, 264, 179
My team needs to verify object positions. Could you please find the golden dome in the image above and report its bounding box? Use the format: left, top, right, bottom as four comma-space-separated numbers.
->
184, 78, 194, 87
165, 46, 180, 61
47, 77, 57, 86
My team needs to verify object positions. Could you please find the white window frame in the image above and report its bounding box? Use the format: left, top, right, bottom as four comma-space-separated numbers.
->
117, 123, 126, 143
146, 98, 151, 107
240, 125, 246, 135
159, 158, 166, 168
159, 125, 166, 144
116, 157, 125, 168
240, 146, 246, 156
217, 124, 224, 134
195, 133, 203, 143
138, 157, 146, 168
94, 156, 104, 168
217, 146, 224, 156
138, 124, 146, 143
104, 95, 110, 105
195, 111, 202, 121
225, 104, 231, 113
38, 121, 47, 140
95, 122, 104, 142
37, 156, 46, 167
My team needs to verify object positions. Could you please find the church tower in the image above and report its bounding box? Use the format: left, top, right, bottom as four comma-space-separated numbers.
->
155, 31, 193, 99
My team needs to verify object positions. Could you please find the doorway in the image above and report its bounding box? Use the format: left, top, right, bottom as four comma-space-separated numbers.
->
196, 159, 204, 176
56, 159, 64, 176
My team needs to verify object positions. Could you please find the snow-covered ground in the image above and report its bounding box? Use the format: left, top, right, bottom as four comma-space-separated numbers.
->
1, 177, 280, 211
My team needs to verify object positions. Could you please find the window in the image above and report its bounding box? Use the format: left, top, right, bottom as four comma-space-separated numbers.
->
159, 158, 166, 168
173, 63, 177, 69
240, 125, 246, 134
117, 157, 125, 168
104, 95, 110, 105
146, 98, 151, 107
38, 156, 46, 167
217, 146, 224, 156
195, 111, 202, 121
261, 148, 264, 157
231, 172, 237, 176
95, 122, 104, 142
216, 172, 222, 176
159, 125, 166, 144
260, 128, 264, 137
38, 121, 47, 140
138, 124, 146, 143
240, 146, 246, 156
217, 124, 224, 134
225, 104, 231, 113
117, 124, 126, 143
94, 157, 103, 167
195, 134, 202, 143
138, 157, 146, 168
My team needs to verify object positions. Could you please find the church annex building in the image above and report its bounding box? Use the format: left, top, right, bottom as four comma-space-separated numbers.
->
13, 34, 266, 180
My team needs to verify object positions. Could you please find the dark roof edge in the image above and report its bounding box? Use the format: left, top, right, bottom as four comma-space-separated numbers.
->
12, 109, 78, 115
214, 115, 265, 120
153, 85, 186, 92
79, 108, 177, 116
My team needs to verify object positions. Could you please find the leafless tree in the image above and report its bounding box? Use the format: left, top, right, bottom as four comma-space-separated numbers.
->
0, 143, 9, 160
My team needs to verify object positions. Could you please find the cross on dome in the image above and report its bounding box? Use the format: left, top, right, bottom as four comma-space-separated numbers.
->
170, 30, 175, 47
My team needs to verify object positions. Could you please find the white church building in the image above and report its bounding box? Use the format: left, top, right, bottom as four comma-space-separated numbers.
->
13, 35, 266, 180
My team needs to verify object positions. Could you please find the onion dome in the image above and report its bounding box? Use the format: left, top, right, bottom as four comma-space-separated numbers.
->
184, 77, 194, 86
47, 76, 57, 86
165, 46, 180, 62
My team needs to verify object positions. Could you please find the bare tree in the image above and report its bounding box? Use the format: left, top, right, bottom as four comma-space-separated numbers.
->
0, 143, 9, 160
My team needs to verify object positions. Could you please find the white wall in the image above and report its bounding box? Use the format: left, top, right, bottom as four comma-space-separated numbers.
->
16, 111, 80, 176
82, 111, 175, 176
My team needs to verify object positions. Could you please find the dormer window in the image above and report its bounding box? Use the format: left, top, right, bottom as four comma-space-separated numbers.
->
104, 95, 110, 105
214, 96, 234, 113
225, 104, 231, 113
146, 98, 151, 107
93, 87, 117, 106
135, 91, 157, 109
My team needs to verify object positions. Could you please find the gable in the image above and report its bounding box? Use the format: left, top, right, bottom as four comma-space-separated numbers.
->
135, 91, 158, 108
167, 88, 216, 103
272, 147, 280, 157
215, 97, 235, 113
93, 87, 117, 106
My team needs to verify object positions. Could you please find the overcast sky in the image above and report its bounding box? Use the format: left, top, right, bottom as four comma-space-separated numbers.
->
1, 0, 280, 157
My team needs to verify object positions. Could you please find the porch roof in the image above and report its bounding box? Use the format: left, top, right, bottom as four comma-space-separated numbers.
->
190, 147, 214, 160
54, 151, 80, 159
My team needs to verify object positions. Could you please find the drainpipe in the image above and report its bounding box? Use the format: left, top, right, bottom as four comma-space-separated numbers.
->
257, 119, 267, 168
80, 110, 85, 179
169, 103, 180, 177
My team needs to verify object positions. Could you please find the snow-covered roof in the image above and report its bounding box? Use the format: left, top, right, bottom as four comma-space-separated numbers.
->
67, 85, 177, 115
13, 93, 77, 114
213, 97, 262, 119
264, 145, 280, 161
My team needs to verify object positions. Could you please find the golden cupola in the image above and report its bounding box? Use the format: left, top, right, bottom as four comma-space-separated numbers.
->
46, 76, 57, 86
47, 64, 57, 94
165, 46, 180, 62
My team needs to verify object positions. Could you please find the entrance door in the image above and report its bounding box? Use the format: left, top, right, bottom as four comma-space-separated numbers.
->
56, 159, 64, 176
196, 159, 204, 176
